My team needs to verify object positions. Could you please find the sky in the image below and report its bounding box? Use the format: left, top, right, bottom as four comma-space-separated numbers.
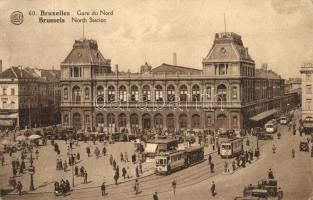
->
0, 0, 313, 78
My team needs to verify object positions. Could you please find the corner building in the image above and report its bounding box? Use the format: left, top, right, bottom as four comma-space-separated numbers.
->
60, 33, 296, 133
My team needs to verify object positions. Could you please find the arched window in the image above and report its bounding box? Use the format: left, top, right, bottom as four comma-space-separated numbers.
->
154, 113, 163, 129
118, 113, 127, 128
155, 85, 163, 102
64, 88, 68, 100
63, 114, 69, 126
130, 113, 139, 131
180, 85, 188, 102
232, 116, 238, 128
97, 86, 104, 96
217, 84, 227, 102
72, 86, 81, 103
130, 85, 139, 102
108, 85, 115, 102
142, 85, 151, 101
179, 114, 188, 129
96, 113, 104, 127
85, 87, 90, 99
232, 86, 238, 99
192, 85, 200, 102
107, 113, 115, 132
207, 86, 212, 99
85, 114, 90, 127
207, 116, 212, 127
166, 114, 175, 132
167, 85, 175, 102
119, 85, 127, 102
142, 113, 151, 130
191, 114, 200, 129
72, 113, 82, 129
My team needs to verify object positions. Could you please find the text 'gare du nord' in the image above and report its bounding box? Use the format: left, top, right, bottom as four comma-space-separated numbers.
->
60, 32, 298, 133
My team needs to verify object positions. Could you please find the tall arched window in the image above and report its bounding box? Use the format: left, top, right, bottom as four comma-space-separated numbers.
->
107, 113, 115, 133
142, 85, 151, 101
191, 114, 200, 129
72, 113, 82, 129
167, 85, 175, 102
180, 85, 188, 102
118, 113, 127, 128
85, 87, 90, 100
64, 88, 68, 100
108, 85, 115, 102
166, 113, 175, 132
97, 86, 104, 96
154, 113, 163, 129
217, 84, 227, 102
119, 85, 127, 102
130, 85, 139, 102
72, 86, 81, 103
96, 113, 104, 127
155, 85, 163, 102
179, 114, 188, 129
130, 113, 139, 131
207, 86, 212, 99
192, 84, 200, 102
63, 114, 69, 126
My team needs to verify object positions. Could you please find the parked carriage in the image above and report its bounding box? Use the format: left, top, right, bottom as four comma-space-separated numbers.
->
155, 146, 204, 175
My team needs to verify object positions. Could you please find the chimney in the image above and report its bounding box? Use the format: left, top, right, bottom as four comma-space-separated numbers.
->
0, 60, 2, 73
261, 63, 268, 71
115, 64, 119, 73
19, 65, 23, 78
173, 53, 177, 66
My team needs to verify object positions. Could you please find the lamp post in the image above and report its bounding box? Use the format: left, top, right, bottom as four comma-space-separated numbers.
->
68, 145, 75, 187
29, 151, 35, 191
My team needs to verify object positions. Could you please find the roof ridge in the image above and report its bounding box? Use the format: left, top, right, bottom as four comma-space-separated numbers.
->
10, 67, 18, 78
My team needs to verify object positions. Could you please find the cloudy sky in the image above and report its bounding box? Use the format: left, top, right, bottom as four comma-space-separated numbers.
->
0, 0, 313, 78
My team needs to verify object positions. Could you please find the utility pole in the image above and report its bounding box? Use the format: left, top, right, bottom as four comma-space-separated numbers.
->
28, 97, 32, 129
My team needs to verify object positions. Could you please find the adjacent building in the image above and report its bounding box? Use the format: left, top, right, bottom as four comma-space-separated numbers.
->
300, 63, 313, 129
0, 66, 61, 130
60, 32, 297, 133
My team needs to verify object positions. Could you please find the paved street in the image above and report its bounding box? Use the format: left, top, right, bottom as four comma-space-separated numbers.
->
2, 110, 312, 200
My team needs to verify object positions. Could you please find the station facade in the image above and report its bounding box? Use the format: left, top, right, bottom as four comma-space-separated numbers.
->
60, 32, 297, 133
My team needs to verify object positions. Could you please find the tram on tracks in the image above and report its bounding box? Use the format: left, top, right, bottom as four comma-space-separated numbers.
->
155, 146, 204, 175
220, 138, 244, 158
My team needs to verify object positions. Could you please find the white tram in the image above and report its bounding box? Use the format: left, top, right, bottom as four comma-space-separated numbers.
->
155, 146, 204, 175
220, 138, 243, 158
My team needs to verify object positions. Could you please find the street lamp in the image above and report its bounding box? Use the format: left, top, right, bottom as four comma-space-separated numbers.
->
68, 145, 75, 187
29, 151, 35, 191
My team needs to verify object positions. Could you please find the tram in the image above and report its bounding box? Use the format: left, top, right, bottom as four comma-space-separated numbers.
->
155, 146, 204, 175
220, 138, 243, 158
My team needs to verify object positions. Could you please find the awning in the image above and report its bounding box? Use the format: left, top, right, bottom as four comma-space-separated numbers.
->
0, 113, 18, 119
302, 121, 313, 128
0, 119, 14, 126
145, 143, 158, 154
249, 109, 278, 122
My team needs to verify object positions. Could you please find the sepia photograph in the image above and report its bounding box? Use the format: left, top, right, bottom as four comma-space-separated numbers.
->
0, 0, 312, 199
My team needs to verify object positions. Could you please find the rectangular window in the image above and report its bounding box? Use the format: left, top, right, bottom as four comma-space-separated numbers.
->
2, 88, 6, 95
306, 74, 312, 81
232, 87, 238, 99
219, 64, 226, 75
64, 88, 68, 100
11, 88, 15, 96
73, 67, 80, 77
306, 85, 312, 94
207, 87, 211, 99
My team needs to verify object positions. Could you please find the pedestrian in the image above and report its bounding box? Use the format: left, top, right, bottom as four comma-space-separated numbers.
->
86, 147, 91, 157
102, 147, 106, 156
84, 170, 88, 184
113, 160, 116, 170
17, 181, 23, 195
13, 167, 17, 177
292, 148, 295, 158
268, 169, 274, 179
120, 152, 124, 161
114, 171, 119, 185
210, 181, 216, 196
124, 152, 128, 162
136, 166, 139, 177
172, 179, 177, 195
63, 160, 68, 172
35, 149, 39, 159
272, 144, 276, 154
116, 166, 120, 177
101, 182, 106, 196
232, 160, 236, 171
1, 156, 4, 166
210, 162, 214, 173
75, 166, 78, 176
153, 192, 159, 200
134, 179, 140, 195
109, 155, 113, 165
208, 154, 212, 165
122, 167, 127, 179
77, 152, 80, 160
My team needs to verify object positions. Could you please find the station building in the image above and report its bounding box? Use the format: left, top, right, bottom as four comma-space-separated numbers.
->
60, 32, 297, 133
